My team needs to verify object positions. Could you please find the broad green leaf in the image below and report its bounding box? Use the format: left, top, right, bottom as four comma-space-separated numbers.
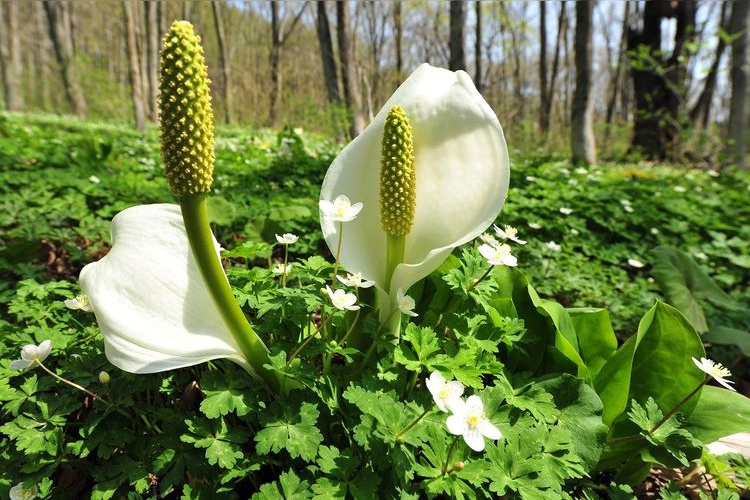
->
255, 401, 323, 462
253, 470, 313, 500
569, 307, 618, 379
595, 301, 705, 427
703, 326, 750, 357
651, 246, 737, 333
206, 196, 237, 226
685, 386, 750, 444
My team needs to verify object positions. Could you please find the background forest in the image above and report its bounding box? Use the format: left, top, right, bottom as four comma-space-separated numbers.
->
0, 0, 748, 167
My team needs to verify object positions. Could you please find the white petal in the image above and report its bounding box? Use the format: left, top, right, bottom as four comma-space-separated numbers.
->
79, 204, 246, 373
20, 344, 39, 361
479, 420, 502, 440
463, 429, 486, 452
9, 359, 33, 370
446, 413, 467, 436
320, 64, 509, 308
37, 340, 52, 362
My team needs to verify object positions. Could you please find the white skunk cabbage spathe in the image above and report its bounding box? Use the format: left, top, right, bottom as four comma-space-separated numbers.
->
79, 204, 248, 373
319, 64, 509, 316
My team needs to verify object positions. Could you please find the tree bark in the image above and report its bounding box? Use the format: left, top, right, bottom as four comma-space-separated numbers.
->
122, 0, 146, 130
316, 1, 340, 104
627, 0, 697, 160
212, 0, 232, 124
0, 0, 24, 111
336, 0, 365, 137
449, 0, 466, 71
43, 0, 87, 116
539, 0, 548, 135
605, 0, 630, 139
145, 0, 160, 122
689, 1, 728, 129
474, 0, 482, 92
728, 0, 750, 169
267, 1, 308, 127
571, 0, 595, 165
394, 1, 403, 78
543, 2, 567, 137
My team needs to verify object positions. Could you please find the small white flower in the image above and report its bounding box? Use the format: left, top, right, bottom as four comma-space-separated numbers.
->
446, 395, 502, 452
528, 222, 542, 230
326, 286, 360, 311
559, 167, 571, 175
559, 207, 573, 215
493, 224, 526, 245
623, 205, 634, 213
293, 127, 304, 135
319, 194, 363, 222
10, 340, 52, 370
336, 272, 375, 289
692, 357, 736, 391
525, 175, 537, 182
64, 294, 94, 312
568, 179, 578, 186
9, 482, 38, 500
650, 228, 660, 235
478, 243, 517, 267
628, 258, 645, 268
272, 263, 293, 276
478, 232, 500, 247
673, 185, 687, 193
88, 175, 101, 184
693, 252, 708, 261
396, 288, 418, 317
275, 233, 299, 245
570, 228, 580, 236
546, 241, 562, 252
425, 371, 464, 413
574, 167, 588, 175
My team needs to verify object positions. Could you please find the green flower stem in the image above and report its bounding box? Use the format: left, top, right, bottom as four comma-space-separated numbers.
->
281, 243, 290, 288
180, 195, 280, 393
287, 312, 333, 367
384, 234, 406, 294
466, 265, 494, 293
442, 436, 461, 476
649, 378, 708, 434
395, 404, 433, 443
331, 221, 344, 283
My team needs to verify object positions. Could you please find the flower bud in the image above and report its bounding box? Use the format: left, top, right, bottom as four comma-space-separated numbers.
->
379, 106, 416, 236
98, 371, 111, 384
159, 21, 215, 198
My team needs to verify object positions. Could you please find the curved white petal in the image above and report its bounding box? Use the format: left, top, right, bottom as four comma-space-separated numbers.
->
479, 420, 502, 441
320, 64, 509, 308
79, 204, 246, 373
463, 429, 486, 452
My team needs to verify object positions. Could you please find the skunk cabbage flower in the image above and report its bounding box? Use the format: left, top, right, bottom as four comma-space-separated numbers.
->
79, 204, 249, 373
319, 64, 509, 316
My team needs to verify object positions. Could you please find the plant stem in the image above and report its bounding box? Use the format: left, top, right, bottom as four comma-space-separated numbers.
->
287, 312, 333, 367
331, 221, 344, 283
180, 195, 280, 393
395, 405, 433, 442
442, 436, 461, 475
649, 378, 708, 434
466, 265, 494, 293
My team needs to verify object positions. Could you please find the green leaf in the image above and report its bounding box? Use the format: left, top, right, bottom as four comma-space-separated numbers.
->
628, 398, 702, 466
199, 371, 258, 418
686, 386, 750, 444
206, 196, 237, 226
702, 326, 750, 357
394, 324, 445, 373
651, 246, 737, 333
595, 301, 705, 427
253, 470, 313, 500
254, 400, 323, 462
180, 417, 246, 469
568, 307, 618, 379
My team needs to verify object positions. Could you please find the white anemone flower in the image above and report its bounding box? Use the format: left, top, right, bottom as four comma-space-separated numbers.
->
478, 243, 517, 267
692, 357, 736, 391
319, 64, 509, 316
64, 294, 94, 312
275, 233, 299, 245
337, 272, 375, 289
79, 204, 250, 373
326, 286, 360, 311
10, 340, 52, 370
9, 482, 38, 500
493, 224, 526, 245
559, 207, 573, 215
396, 288, 418, 317
272, 263, 293, 276
446, 395, 502, 452
627, 258, 645, 269
319, 195, 363, 222
545, 241, 562, 252
425, 371, 464, 413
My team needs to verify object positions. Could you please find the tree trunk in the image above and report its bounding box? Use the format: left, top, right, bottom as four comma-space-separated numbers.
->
571, 0, 595, 165
689, 1, 728, 129
212, 0, 232, 124
544, 1, 567, 137
474, 0, 482, 92
0, 0, 24, 111
394, 1, 403, 78
336, 0, 365, 137
627, 0, 697, 160
144, 0, 160, 121
267, 1, 308, 127
316, 1, 340, 104
539, 0, 548, 135
449, 0, 466, 71
43, 0, 87, 116
122, 0, 145, 130
728, 0, 750, 169
605, 0, 630, 140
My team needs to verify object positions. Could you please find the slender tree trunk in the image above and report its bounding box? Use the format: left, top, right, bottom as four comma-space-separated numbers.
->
474, 0, 482, 92
43, 0, 87, 116
212, 0, 232, 124
539, 0, 548, 135
544, 2, 567, 136
267, 1, 308, 127
336, 0, 365, 137
394, 1, 403, 78
690, 1, 728, 129
605, 0, 630, 140
145, 0, 159, 121
0, 0, 24, 111
182, 1, 193, 20
728, 0, 750, 169
571, 0, 595, 164
122, 0, 146, 130
449, 0, 466, 71
316, 1, 340, 104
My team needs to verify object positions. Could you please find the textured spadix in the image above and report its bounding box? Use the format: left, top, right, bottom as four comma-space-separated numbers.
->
319, 64, 509, 309
79, 204, 247, 373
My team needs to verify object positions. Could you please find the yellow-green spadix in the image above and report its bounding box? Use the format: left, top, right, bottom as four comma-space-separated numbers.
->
319, 64, 510, 316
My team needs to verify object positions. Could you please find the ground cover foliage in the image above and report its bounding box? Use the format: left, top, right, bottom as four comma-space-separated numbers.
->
1, 112, 749, 498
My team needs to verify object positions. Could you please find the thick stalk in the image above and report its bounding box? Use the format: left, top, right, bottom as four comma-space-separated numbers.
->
180, 195, 280, 393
